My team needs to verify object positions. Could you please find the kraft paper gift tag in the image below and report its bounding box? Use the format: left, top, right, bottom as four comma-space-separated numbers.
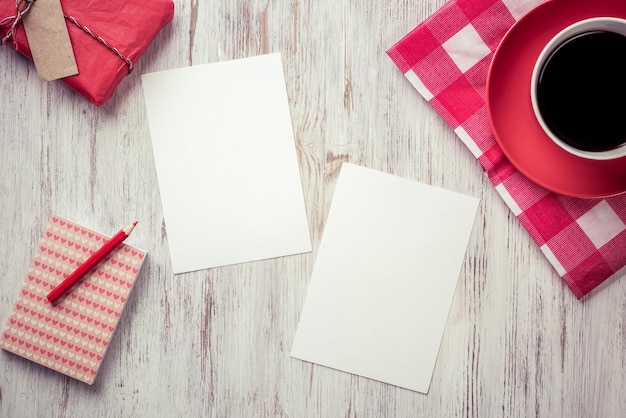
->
22, 0, 78, 81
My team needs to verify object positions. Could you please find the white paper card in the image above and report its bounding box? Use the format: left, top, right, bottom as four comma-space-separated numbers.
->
142, 53, 312, 273
291, 163, 479, 393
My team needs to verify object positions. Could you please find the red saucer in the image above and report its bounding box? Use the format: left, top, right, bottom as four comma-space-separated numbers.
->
486, 0, 626, 198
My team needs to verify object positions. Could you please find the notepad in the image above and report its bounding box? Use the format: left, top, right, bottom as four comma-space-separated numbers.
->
291, 163, 479, 393
141, 53, 312, 273
0, 215, 147, 384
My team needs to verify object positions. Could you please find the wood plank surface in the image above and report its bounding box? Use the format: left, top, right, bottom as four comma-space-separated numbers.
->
1, 0, 625, 417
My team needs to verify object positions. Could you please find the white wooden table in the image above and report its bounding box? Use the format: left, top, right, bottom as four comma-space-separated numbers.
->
1, 1, 625, 417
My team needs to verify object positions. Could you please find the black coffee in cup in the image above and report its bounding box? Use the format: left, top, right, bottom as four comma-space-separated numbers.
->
536, 30, 626, 152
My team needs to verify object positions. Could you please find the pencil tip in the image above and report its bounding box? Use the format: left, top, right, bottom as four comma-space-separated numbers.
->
133, 221, 138, 226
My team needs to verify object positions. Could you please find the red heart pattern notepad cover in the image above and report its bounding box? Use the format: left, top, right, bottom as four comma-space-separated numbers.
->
0, 215, 146, 384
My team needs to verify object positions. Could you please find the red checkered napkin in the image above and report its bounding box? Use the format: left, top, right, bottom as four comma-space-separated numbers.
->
387, 0, 626, 298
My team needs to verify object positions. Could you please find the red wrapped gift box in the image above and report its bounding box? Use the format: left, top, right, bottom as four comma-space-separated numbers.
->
1, 0, 174, 105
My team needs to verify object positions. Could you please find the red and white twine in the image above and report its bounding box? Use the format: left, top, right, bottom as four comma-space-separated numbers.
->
1, 0, 133, 73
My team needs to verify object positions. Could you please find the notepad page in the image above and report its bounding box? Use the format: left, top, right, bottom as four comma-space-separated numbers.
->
141, 53, 312, 273
291, 163, 479, 393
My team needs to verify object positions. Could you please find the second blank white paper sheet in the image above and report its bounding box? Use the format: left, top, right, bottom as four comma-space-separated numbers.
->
291, 163, 479, 393
142, 53, 311, 273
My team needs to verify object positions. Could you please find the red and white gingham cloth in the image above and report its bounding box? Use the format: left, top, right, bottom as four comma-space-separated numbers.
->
387, 0, 626, 298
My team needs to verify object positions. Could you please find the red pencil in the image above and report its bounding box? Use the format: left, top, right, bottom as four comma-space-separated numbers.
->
47, 221, 138, 304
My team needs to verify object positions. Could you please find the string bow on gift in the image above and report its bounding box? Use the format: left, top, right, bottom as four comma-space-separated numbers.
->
1, 0, 35, 46
1, 0, 133, 72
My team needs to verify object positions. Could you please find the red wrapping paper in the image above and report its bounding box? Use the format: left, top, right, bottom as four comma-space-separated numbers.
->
1, 0, 174, 105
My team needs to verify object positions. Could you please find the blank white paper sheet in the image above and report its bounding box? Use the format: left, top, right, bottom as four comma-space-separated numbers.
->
291, 163, 479, 393
142, 53, 311, 273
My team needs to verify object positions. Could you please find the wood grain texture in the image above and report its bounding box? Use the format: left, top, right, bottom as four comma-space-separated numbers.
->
1, 0, 625, 417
